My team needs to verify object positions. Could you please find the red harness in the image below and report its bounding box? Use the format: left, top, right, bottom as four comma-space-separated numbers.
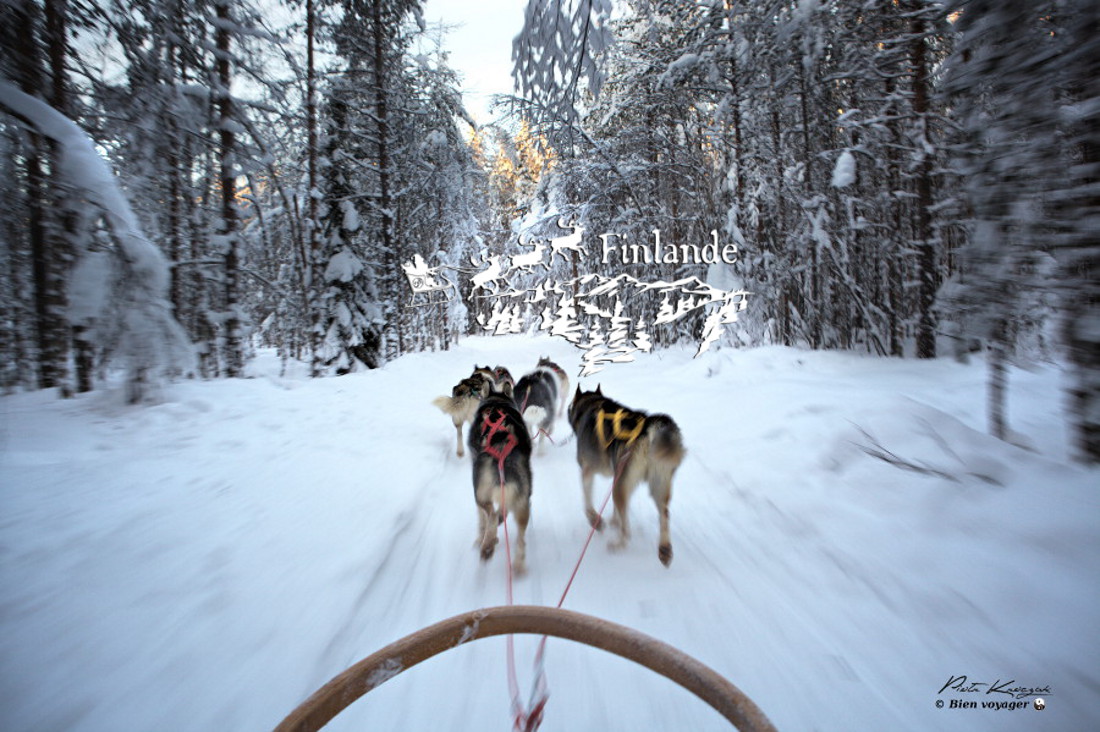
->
480, 407, 528, 730
480, 408, 518, 468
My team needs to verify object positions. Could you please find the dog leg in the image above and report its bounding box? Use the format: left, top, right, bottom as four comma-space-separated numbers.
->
475, 478, 498, 560
479, 507, 499, 560
475, 503, 488, 548
512, 487, 530, 577
455, 419, 465, 458
608, 475, 633, 552
650, 480, 673, 567
476, 503, 498, 559
581, 465, 604, 531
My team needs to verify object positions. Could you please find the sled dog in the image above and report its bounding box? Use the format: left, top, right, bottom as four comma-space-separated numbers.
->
492, 365, 515, 392
513, 367, 558, 450
469, 382, 533, 574
567, 386, 685, 566
536, 356, 570, 416
432, 368, 493, 457
472, 365, 498, 388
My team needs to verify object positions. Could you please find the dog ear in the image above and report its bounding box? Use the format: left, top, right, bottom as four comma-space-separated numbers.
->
595, 384, 603, 395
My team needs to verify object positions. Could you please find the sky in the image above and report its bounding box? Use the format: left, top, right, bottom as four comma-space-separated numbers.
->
422, 0, 528, 123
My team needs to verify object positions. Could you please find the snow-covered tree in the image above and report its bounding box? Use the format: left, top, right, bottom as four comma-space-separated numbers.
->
940, 0, 1068, 442
940, 0, 1099, 458
1052, 3, 1100, 463
0, 82, 194, 401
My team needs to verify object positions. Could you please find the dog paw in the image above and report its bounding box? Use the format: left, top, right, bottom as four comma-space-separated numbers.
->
586, 510, 604, 531
480, 538, 498, 561
658, 543, 673, 567
608, 537, 628, 553
512, 559, 527, 577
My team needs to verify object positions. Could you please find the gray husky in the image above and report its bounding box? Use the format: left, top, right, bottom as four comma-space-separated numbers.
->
469, 383, 533, 575
432, 367, 493, 457
567, 386, 685, 566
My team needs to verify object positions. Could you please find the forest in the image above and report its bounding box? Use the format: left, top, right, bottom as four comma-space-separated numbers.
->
0, 0, 1097, 462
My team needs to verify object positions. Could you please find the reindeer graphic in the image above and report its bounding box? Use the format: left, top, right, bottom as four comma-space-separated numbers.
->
470, 252, 509, 296
510, 235, 549, 274
549, 217, 586, 265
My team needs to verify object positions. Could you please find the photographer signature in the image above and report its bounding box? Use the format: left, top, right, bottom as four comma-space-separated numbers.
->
939, 675, 1051, 700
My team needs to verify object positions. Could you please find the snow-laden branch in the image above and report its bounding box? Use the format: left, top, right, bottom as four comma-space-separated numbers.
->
0, 81, 195, 397
1, 82, 170, 294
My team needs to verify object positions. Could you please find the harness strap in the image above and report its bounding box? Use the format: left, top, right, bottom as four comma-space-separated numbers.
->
542, 362, 567, 382
595, 408, 646, 450
481, 408, 518, 467
478, 405, 527, 728
520, 446, 631, 730
493, 408, 636, 732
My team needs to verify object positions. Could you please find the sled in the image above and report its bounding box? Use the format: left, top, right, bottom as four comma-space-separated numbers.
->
402, 255, 455, 308
273, 605, 778, 732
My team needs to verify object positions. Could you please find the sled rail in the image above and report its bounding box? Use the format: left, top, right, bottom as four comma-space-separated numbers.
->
273, 604, 777, 732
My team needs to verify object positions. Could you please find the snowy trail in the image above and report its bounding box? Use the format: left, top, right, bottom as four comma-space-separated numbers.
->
2, 336, 1097, 732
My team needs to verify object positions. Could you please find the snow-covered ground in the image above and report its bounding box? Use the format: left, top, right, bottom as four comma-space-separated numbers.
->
1, 335, 1097, 731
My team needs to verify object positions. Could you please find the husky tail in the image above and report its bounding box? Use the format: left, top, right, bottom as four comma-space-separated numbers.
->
432, 394, 459, 417
523, 405, 548, 440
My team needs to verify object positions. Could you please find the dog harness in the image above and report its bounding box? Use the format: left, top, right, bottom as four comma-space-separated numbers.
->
595, 408, 646, 450
480, 408, 518, 464
542, 361, 567, 381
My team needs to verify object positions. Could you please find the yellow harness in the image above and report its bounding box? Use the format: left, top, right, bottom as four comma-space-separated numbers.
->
595, 408, 646, 450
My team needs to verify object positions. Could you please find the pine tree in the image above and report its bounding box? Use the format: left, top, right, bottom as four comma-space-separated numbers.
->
941, 0, 1065, 441
4, 0, 68, 390
1050, 2, 1100, 462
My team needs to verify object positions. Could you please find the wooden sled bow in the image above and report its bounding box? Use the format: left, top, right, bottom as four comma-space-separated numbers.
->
273, 605, 778, 732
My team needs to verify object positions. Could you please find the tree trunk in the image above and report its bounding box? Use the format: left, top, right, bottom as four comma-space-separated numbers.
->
1060, 7, 1100, 462
883, 65, 904, 358
372, 0, 395, 363
47, 0, 87, 394
13, 0, 66, 391
797, 57, 821, 350
911, 13, 937, 359
306, 0, 324, 376
216, 0, 242, 377
988, 318, 1008, 441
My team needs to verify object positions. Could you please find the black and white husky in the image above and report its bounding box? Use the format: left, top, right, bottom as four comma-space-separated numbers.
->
469, 382, 533, 575
513, 367, 558, 450
514, 357, 571, 442
568, 385, 685, 566
536, 356, 570, 416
